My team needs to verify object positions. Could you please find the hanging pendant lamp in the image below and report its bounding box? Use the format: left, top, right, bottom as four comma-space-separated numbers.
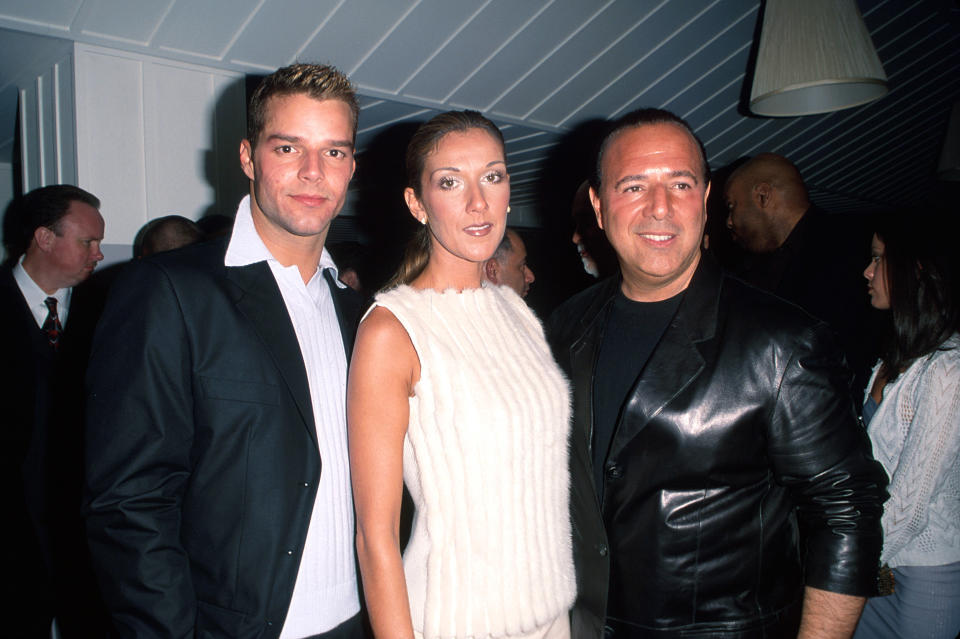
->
749, 0, 888, 117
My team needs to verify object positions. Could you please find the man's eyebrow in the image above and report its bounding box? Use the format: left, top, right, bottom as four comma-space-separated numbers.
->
265, 134, 301, 144
264, 134, 354, 148
670, 169, 699, 183
614, 174, 646, 190
614, 170, 699, 190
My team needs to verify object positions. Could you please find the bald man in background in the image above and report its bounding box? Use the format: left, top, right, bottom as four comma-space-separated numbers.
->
133, 215, 205, 259
724, 153, 876, 391
482, 228, 535, 298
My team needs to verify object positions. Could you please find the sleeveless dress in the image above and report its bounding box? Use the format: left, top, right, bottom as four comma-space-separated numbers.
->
369, 284, 576, 639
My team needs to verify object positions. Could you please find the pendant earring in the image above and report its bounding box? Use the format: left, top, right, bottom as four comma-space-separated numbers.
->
507, 205, 512, 214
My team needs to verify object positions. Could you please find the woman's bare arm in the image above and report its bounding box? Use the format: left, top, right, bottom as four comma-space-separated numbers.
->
348, 306, 420, 639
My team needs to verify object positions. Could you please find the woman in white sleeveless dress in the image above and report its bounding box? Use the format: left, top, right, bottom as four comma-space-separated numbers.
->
348, 111, 575, 639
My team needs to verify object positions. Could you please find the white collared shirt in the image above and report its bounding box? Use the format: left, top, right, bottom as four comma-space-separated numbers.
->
13, 257, 72, 328
225, 196, 359, 636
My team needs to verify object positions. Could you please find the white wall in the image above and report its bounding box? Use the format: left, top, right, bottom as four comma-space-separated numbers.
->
73, 44, 248, 246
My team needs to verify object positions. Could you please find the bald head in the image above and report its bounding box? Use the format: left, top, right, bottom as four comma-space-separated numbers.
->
483, 228, 535, 298
724, 153, 810, 253
134, 215, 205, 258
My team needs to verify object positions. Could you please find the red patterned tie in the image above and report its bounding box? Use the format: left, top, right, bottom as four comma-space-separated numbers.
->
42, 297, 62, 349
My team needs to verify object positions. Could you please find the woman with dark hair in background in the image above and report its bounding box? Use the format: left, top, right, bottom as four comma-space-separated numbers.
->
347, 110, 575, 639
854, 213, 960, 639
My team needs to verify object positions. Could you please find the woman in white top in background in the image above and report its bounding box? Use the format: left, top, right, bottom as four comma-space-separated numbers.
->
347, 110, 575, 639
854, 213, 960, 639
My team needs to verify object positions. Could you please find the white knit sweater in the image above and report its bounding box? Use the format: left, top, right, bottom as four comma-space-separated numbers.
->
864, 333, 960, 568
369, 284, 576, 639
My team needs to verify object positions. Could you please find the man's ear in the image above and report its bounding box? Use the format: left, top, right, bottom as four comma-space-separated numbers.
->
753, 182, 773, 209
484, 258, 500, 284
589, 186, 604, 230
34, 226, 55, 252
404, 187, 427, 225
240, 139, 255, 182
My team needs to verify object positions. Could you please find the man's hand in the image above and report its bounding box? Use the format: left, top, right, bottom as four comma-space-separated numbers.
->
797, 586, 866, 639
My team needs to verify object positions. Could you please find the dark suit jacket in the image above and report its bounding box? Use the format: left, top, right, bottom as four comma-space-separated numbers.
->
84, 239, 362, 639
2, 264, 109, 637
733, 206, 878, 393
2, 264, 58, 637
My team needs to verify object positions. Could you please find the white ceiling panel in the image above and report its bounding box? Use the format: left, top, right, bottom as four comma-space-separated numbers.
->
79, 0, 170, 45
153, 0, 258, 59
444, 0, 603, 113
486, 0, 623, 118
527, 0, 716, 125
225, 0, 341, 69
614, 4, 756, 117
0, 0, 81, 31
350, 0, 486, 94
0, 0, 956, 217
400, 0, 545, 103
297, 0, 415, 77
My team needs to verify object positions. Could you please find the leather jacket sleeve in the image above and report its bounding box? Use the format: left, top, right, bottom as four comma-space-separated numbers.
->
770, 321, 888, 595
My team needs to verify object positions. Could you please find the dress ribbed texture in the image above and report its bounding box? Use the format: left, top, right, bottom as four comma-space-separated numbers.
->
370, 284, 575, 639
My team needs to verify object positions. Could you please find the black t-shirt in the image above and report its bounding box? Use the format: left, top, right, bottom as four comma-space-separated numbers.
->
592, 289, 682, 500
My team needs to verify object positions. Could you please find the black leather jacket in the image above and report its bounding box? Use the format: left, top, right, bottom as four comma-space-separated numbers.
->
547, 256, 887, 638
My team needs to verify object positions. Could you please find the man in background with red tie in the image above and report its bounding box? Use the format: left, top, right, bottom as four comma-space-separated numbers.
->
0, 184, 107, 637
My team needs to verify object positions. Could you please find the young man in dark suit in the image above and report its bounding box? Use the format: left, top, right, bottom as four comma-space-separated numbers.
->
85, 64, 365, 639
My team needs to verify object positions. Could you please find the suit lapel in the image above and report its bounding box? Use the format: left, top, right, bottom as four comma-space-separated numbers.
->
324, 269, 361, 359
225, 262, 318, 447
608, 256, 721, 460
568, 278, 620, 458
1, 266, 54, 362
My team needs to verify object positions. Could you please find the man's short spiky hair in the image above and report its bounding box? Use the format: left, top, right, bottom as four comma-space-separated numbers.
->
246, 63, 359, 147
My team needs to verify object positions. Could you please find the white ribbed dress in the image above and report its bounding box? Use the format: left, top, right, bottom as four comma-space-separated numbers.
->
368, 283, 575, 639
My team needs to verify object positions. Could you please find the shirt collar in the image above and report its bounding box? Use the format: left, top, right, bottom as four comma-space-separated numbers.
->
14, 257, 72, 325
224, 195, 346, 288
14, 257, 71, 306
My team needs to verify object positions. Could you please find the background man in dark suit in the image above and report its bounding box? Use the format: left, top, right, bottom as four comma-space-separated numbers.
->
548, 109, 887, 639
1, 184, 106, 637
85, 63, 365, 639
723, 153, 876, 394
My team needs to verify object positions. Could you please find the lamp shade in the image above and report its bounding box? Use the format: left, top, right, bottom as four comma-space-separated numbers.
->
749, 0, 888, 117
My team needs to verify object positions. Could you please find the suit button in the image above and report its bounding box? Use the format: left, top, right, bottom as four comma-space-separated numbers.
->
303, 482, 309, 487
606, 462, 622, 479
598, 544, 608, 557
286, 550, 293, 555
